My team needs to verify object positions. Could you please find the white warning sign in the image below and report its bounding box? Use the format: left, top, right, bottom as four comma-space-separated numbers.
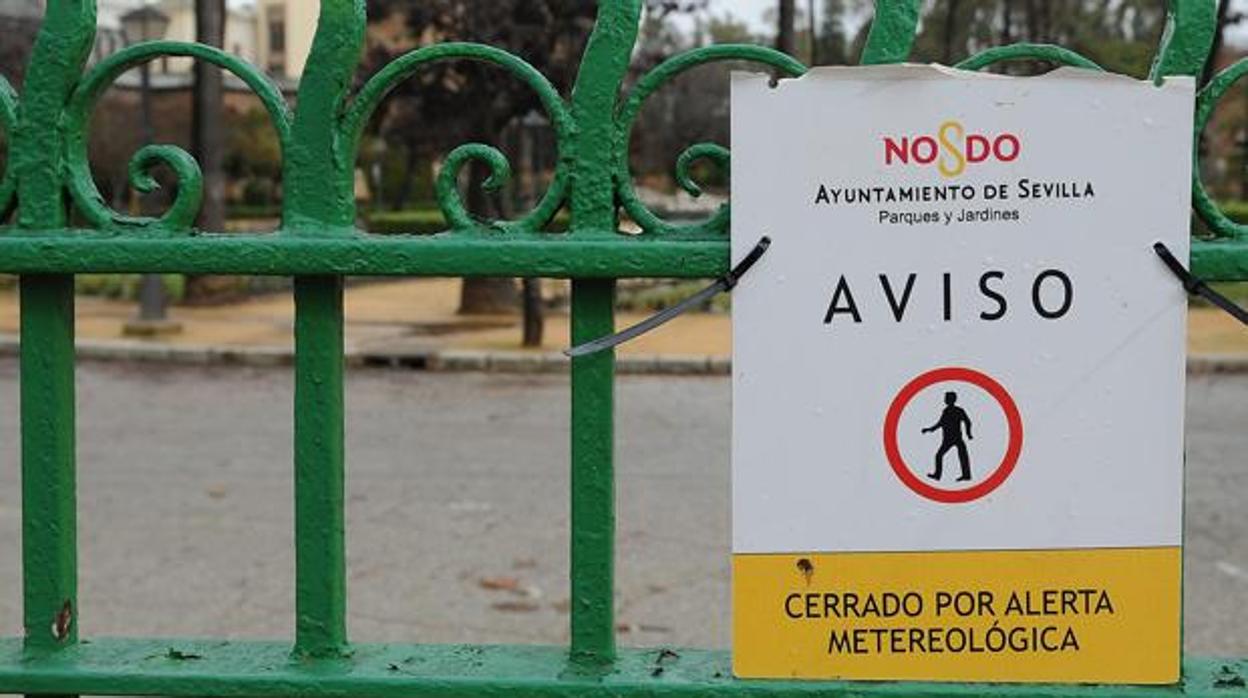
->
730, 65, 1193, 684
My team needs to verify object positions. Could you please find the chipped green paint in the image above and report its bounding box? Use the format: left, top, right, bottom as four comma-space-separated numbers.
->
1150, 0, 1218, 82
0, 0, 1243, 695
293, 276, 348, 658
13, 0, 95, 661
286, 0, 364, 233
860, 0, 921, 65
2, 638, 1248, 698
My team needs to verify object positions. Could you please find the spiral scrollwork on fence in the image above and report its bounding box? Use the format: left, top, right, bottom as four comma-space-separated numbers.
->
1193, 58, 1248, 241
614, 45, 806, 237
63, 41, 291, 234
0, 0, 1239, 256
341, 43, 573, 234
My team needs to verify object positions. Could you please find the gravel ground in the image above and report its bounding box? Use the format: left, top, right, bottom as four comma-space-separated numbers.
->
0, 361, 1243, 656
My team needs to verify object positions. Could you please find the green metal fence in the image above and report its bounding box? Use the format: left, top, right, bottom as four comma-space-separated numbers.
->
0, 0, 1246, 695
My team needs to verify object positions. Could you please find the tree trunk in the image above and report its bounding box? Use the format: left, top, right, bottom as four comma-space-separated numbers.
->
1202, 0, 1231, 88
518, 122, 543, 347
1000, 0, 1013, 46
458, 126, 519, 315
521, 279, 543, 347
807, 0, 817, 65
1023, 0, 1039, 42
392, 142, 420, 211
941, 0, 960, 64
777, 0, 796, 56
460, 275, 519, 314
185, 0, 240, 305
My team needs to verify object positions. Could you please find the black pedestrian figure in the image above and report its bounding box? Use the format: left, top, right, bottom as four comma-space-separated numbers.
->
921, 391, 974, 482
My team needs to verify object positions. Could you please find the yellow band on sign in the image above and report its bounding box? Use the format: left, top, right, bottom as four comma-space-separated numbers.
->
732, 547, 1180, 684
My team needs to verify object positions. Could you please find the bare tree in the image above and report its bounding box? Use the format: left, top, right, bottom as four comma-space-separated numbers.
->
186, 0, 231, 303
1203, 0, 1247, 87
777, 0, 797, 56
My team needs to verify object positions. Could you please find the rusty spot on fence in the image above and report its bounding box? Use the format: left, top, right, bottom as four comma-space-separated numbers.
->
52, 600, 72, 641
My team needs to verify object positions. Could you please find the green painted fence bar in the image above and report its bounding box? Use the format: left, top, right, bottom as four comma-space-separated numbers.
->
293, 276, 348, 658
2, 0, 1248, 695
569, 278, 618, 669
19, 275, 77, 652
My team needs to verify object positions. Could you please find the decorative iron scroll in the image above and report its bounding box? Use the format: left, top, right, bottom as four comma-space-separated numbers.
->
0, 0, 1238, 246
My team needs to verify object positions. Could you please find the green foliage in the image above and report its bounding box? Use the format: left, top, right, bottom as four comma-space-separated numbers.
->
74, 274, 184, 302
617, 279, 730, 313
1205, 281, 1248, 304
225, 203, 283, 220
363, 139, 434, 212
367, 207, 570, 235
910, 0, 1166, 77
818, 0, 872, 65
225, 106, 282, 208
366, 208, 448, 235
225, 107, 282, 179
1219, 200, 1248, 224
705, 13, 759, 44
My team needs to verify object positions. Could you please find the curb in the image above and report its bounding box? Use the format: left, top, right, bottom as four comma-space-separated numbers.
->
1187, 354, 1248, 375
355, 348, 731, 375
0, 336, 295, 367
0, 336, 1245, 376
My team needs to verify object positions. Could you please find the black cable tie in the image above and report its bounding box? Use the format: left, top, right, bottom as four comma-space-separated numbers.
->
564, 235, 772, 358
1154, 242, 1248, 326
723, 235, 772, 290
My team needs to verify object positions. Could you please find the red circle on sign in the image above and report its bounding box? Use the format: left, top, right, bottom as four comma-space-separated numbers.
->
882, 367, 1023, 504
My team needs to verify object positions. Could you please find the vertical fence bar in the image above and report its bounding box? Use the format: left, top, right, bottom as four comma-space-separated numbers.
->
564, 0, 640, 670
569, 279, 617, 667
293, 275, 347, 657
20, 275, 77, 651
11, 0, 94, 663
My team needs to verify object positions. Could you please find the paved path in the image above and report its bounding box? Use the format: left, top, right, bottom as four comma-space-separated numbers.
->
0, 280, 1244, 358
0, 362, 1244, 655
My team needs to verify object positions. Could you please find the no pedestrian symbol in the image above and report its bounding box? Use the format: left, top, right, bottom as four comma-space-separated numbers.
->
883, 367, 1023, 504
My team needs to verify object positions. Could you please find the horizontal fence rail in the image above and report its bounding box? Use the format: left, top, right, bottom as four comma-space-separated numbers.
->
0, 0, 1246, 696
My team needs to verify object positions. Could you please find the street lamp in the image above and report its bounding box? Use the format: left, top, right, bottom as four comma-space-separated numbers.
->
120, 3, 180, 337
517, 110, 547, 347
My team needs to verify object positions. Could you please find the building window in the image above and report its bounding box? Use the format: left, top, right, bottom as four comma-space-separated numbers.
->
267, 6, 286, 75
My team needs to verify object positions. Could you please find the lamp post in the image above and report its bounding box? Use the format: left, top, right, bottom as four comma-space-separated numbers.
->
121, 3, 180, 337
517, 110, 547, 347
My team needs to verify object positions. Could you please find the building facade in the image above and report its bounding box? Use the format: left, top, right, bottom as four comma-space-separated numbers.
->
2, 0, 315, 85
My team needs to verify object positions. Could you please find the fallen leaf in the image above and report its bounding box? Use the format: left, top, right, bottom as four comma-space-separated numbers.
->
478, 576, 521, 592
491, 601, 540, 613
